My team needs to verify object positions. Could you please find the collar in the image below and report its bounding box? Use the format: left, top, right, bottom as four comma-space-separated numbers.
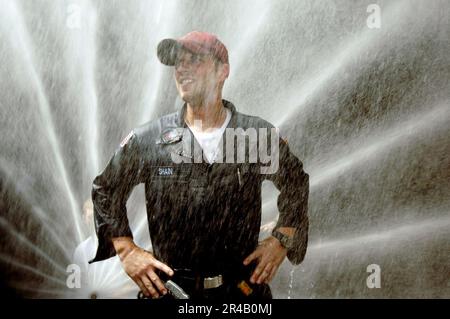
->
158, 99, 238, 148
176, 99, 237, 128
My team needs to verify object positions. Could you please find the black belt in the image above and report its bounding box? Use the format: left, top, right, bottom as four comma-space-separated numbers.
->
171, 268, 225, 291
139, 265, 267, 299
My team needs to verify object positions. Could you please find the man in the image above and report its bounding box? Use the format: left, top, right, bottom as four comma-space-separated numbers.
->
90, 31, 309, 300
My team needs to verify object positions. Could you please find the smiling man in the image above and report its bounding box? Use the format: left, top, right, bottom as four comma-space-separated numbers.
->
90, 31, 309, 300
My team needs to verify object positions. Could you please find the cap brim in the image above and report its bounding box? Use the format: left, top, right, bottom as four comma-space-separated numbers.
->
157, 38, 181, 66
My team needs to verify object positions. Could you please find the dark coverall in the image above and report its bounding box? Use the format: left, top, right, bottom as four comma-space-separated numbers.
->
90, 100, 309, 300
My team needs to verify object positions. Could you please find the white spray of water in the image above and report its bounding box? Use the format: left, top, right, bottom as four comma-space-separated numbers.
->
0, 0, 83, 242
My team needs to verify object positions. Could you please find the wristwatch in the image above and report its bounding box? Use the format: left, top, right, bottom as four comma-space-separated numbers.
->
271, 229, 294, 249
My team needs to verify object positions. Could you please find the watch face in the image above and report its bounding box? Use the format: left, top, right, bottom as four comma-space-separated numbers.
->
273, 230, 293, 249
282, 236, 293, 249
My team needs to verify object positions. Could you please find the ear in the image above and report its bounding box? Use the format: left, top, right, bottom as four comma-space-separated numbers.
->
220, 63, 230, 81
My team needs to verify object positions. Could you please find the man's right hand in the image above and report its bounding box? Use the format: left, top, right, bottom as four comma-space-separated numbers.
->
112, 237, 174, 298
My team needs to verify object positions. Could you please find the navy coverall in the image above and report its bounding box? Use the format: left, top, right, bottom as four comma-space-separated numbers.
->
90, 100, 309, 299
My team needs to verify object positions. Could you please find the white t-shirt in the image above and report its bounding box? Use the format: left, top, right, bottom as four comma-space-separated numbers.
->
187, 108, 232, 163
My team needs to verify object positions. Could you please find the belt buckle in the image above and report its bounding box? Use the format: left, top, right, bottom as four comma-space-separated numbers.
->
203, 274, 223, 289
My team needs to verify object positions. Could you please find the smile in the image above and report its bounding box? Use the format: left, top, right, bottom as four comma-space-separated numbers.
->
179, 78, 194, 85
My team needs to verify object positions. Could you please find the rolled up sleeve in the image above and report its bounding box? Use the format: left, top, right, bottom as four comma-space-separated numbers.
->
89, 133, 142, 263
267, 137, 309, 265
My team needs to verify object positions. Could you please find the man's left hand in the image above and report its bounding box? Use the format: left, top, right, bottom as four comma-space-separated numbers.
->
243, 236, 287, 284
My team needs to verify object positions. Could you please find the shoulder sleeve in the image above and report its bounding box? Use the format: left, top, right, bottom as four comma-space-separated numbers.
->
89, 132, 142, 263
